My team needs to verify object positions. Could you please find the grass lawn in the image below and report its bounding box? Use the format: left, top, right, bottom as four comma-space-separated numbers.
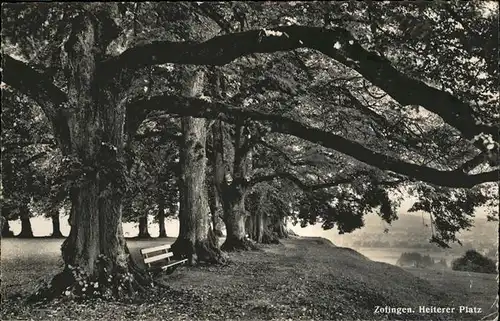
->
1, 237, 498, 321
404, 266, 498, 319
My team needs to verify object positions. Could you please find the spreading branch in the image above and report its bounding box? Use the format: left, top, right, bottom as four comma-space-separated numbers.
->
2, 139, 57, 153
248, 172, 354, 191
20, 152, 48, 167
2, 54, 72, 153
249, 170, 403, 191
457, 151, 495, 173
126, 94, 498, 188
257, 138, 310, 167
104, 25, 497, 142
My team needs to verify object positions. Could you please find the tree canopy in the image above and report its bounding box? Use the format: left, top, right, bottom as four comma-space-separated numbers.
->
1, 1, 498, 299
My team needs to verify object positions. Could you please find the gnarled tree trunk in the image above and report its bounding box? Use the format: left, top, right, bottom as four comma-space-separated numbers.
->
18, 205, 34, 238
211, 122, 255, 251
246, 211, 265, 243
221, 186, 253, 251
221, 139, 257, 250
171, 70, 223, 265
273, 216, 289, 239
35, 11, 151, 300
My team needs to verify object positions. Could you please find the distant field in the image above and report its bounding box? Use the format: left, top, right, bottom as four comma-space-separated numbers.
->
355, 247, 462, 266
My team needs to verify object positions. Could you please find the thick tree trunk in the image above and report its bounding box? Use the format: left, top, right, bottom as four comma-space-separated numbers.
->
245, 211, 262, 243
33, 12, 151, 300
255, 211, 264, 243
18, 205, 34, 238
208, 120, 226, 237
51, 211, 64, 238
137, 212, 150, 238
245, 214, 255, 241
221, 187, 256, 251
158, 198, 167, 238
208, 191, 224, 237
214, 124, 256, 251
50, 182, 149, 299
171, 70, 224, 265
208, 161, 224, 237
273, 216, 289, 239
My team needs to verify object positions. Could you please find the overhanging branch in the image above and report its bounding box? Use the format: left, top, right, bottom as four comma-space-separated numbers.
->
126, 94, 499, 188
248, 172, 354, 191
2, 55, 72, 153
104, 25, 497, 142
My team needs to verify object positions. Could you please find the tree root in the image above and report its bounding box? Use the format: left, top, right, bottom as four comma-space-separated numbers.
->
171, 235, 225, 265
221, 237, 259, 252
27, 250, 155, 303
261, 230, 281, 244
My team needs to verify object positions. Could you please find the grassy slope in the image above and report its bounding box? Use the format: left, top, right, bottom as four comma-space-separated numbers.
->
1, 237, 497, 321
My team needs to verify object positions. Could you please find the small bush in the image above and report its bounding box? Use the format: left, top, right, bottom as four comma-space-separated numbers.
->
452, 250, 497, 274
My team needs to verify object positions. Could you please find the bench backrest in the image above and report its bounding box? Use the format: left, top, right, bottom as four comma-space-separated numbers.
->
140, 244, 174, 269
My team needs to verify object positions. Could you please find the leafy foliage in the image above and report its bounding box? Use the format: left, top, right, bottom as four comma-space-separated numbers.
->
295, 179, 397, 234
1, 87, 60, 221
408, 184, 490, 247
123, 134, 180, 225
451, 249, 497, 274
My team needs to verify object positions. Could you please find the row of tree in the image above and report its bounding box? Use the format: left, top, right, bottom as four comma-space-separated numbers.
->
1, 2, 498, 299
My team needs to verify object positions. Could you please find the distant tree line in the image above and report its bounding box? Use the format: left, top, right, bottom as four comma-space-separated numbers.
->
396, 252, 448, 268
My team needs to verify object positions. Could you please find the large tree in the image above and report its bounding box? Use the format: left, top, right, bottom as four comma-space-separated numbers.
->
171, 68, 224, 263
3, 3, 151, 297
2, 1, 498, 299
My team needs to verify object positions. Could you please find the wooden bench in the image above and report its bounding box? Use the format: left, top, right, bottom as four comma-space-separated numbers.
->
140, 244, 187, 276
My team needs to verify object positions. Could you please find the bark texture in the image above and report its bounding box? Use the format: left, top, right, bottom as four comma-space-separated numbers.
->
171, 69, 224, 265
208, 125, 226, 237
208, 189, 224, 237
221, 190, 253, 251
215, 124, 257, 251
32, 11, 152, 300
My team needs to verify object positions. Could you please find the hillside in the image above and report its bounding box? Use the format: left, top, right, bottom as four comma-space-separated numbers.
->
2, 237, 497, 320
